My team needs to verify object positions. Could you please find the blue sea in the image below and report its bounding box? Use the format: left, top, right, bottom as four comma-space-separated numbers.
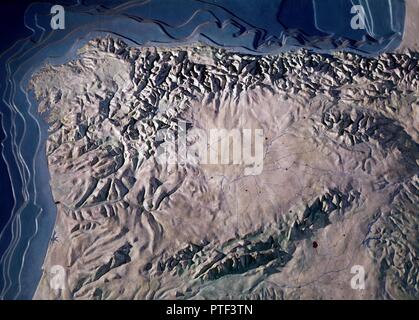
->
0, 0, 406, 299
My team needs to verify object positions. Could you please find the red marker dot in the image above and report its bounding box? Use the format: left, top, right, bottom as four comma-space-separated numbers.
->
312, 241, 318, 249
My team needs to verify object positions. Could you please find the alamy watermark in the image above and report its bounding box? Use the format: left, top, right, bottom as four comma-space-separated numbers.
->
350, 5, 366, 30
49, 265, 67, 291
155, 121, 264, 176
50, 5, 65, 30
350, 265, 366, 290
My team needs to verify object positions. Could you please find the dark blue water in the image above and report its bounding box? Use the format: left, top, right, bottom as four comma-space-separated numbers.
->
0, 0, 406, 299
0, 0, 36, 299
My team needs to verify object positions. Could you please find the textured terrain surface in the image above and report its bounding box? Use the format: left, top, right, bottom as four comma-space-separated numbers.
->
30, 37, 418, 300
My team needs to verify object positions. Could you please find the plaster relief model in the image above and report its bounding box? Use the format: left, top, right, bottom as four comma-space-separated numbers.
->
30, 37, 418, 300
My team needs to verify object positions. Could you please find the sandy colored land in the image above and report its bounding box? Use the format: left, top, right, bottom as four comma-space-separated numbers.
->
30, 36, 418, 300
